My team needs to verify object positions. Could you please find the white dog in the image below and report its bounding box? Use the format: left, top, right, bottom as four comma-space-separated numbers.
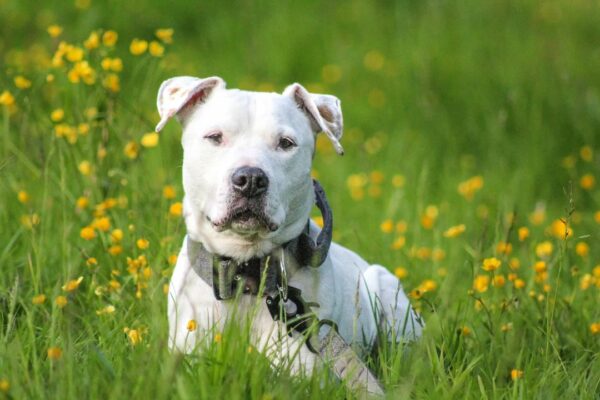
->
157, 76, 423, 385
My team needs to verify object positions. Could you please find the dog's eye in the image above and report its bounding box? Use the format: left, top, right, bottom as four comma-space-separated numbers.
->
277, 137, 296, 151
204, 131, 223, 145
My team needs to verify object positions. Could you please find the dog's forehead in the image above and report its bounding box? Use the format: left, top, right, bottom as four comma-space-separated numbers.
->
192, 89, 308, 133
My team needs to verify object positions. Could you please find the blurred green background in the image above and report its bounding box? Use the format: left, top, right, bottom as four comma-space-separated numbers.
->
1, 0, 600, 398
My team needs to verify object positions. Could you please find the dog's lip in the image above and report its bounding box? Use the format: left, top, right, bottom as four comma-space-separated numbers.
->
207, 210, 279, 232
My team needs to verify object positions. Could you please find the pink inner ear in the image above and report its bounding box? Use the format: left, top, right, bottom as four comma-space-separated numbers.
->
178, 88, 208, 114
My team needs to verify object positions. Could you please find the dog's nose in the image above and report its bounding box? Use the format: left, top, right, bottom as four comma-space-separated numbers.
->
231, 167, 269, 197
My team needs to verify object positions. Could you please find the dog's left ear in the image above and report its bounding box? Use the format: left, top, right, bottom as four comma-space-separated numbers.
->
155, 76, 225, 132
283, 83, 344, 155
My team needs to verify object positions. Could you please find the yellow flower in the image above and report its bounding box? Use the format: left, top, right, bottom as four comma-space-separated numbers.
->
590, 322, 600, 335
136, 238, 150, 250
518, 227, 529, 241
457, 176, 484, 201
391, 236, 406, 250
169, 202, 183, 217
66, 46, 84, 62
501, 323, 513, 332
32, 294, 47, 305
482, 257, 501, 272
124, 328, 142, 346
187, 319, 197, 332
580, 146, 593, 162
443, 224, 466, 238
0, 378, 9, 393
110, 229, 123, 242
86, 257, 98, 267
17, 190, 30, 204
473, 275, 490, 293
510, 369, 523, 380
0, 90, 16, 107
50, 108, 64, 122
149, 41, 165, 57
47, 25, 63, 38
80, 226, 96, 240
548, 219, 572, 239
514, 278, 525, 289
155, 28, 174, 43
84, 31, 100, 49
14, 76, 32, 89
101, 57, 123, 72
380, 219, 394, 233
130, 39, 148, 55
141, 132, 159, 147
394, 267, 408, 279
108, 245, 122, 256
47, 347, 63, 360
533, 261, 547, 273
214, 333, 222, 343
103, 74, 120, 93
92, 217, 110, 232
461, 326, 471, 336
363, 50, 385, 71
96, 305, 115, 315
68, 61, 96, 84
102, 30, 118, 46
535, 241, 553, 258
492, 275, 506, 287
78, 160, 92, 176
55, 296, 68, 308
124, 141, 138, 159
419, 279, 437, 293
168, 254, 178, 266
580, 174, 595, 190
163, 185, 176, 199
62, 276, 83, 292
497, 241, 513, 257
76, 196, 89, 209
574, 242, 589, 257
312, 216, 324, 228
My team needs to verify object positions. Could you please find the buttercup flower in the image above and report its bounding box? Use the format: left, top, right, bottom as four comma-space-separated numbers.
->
141, 132, 159, 147
55, 296, 68, 308
14, 76, 32, 89
47, 347, 63, 360
443, 224, 466, 238
62, 276, 83, 292
102, 30, 118, 46
187, 319, 197, 332
32, 294, 47, 305
482, 257, 501, 272
149, 41, 164, 57
155, 28, 174, 43
169, 202, 183, 217
47, 25, 63, 38
130, 39, 148, 55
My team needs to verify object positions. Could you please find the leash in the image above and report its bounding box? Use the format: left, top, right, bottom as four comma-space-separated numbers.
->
187, 179, 385, 396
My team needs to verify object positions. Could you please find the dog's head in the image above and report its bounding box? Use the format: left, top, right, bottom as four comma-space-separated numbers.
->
156, 76, 343, 260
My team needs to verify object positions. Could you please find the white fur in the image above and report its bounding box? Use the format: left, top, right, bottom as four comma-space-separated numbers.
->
159, 76, 423, 372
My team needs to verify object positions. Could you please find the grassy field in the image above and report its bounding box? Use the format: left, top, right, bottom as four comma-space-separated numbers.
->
1, 0, 600, 398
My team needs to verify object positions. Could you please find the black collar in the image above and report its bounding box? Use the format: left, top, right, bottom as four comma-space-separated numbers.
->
187, 179, 333, 301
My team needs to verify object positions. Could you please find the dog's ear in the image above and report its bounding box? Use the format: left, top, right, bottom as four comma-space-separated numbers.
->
283, 83, 344, 155
155, 76, 225, 132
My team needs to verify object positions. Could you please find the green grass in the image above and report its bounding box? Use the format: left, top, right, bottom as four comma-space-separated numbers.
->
1, 0, 600, 398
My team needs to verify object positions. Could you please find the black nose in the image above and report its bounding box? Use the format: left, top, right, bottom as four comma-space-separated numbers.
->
231, 167, 269, 197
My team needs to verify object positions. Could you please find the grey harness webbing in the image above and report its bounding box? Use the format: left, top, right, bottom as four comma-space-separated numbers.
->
186, 179, 385, 396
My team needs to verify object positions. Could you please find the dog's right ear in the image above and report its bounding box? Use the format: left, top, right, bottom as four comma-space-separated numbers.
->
155, 76, 225, 132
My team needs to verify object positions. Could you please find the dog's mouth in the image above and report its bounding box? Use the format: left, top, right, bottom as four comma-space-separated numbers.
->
208, 203, 278, 234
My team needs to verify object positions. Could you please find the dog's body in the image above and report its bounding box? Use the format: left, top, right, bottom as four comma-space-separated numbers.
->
157, 76, 422, 373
